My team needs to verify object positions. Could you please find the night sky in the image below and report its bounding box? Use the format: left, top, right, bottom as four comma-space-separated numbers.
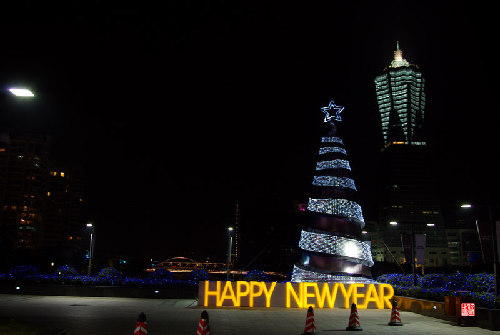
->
0, 2, 496, 267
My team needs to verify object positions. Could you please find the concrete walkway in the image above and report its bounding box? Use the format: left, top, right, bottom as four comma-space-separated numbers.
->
0, 294, 495, 334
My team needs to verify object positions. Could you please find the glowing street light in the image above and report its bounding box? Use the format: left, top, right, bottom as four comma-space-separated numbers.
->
461, 203, 472, 208
86, 222, 95, 276
226, 227, 234, 281
8, 88, 34, 97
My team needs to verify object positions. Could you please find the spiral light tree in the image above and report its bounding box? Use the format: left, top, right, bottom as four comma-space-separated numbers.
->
291, 101, 374, 283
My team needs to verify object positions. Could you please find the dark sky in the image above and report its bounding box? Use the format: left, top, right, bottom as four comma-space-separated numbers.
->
0, 1, 496, 265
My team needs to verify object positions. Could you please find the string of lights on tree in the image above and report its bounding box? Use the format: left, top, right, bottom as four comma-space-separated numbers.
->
307, 198, 364, 224
316, 159, 351, 171
298, 230, 374, 266
312, 176, 357, 191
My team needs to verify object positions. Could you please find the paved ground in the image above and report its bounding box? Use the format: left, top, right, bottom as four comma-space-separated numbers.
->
0, 294, 495, 334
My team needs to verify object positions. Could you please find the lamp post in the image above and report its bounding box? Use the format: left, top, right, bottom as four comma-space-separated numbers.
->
226, 227, 234, 281
461, 203, 498, 296
390, 221, 432, 286
392, 221, 416, 286
86, 223, 94, 276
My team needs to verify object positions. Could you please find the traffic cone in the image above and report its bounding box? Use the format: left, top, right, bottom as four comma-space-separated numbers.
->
134, 312, 147, 335
388, 300, 403, 326
346, 303, 362, 331
196, 310, 211, 335
302, 306, 316, 334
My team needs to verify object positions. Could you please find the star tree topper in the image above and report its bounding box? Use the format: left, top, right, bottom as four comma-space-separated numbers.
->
321, 100, 344, 135
321, 100, 344, 124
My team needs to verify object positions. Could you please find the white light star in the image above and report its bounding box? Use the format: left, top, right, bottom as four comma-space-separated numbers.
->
321, 100, 344, 124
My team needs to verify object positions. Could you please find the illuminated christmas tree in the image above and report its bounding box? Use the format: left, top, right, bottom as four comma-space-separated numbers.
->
291, 101, 374, 283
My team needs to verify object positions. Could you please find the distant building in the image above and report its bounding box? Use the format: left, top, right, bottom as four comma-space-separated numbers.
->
44, 164, 86, 257
0, 132, 85, 265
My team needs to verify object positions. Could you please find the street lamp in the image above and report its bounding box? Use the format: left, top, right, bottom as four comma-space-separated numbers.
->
8, 88, 35, 97
226, 227, 234, 281
86, 223, 95, 276
461, 203, 498, 296
390, 221, 416, 286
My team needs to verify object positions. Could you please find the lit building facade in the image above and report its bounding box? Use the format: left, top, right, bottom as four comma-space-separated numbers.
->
375, 42, 426, 147
374, 44, 449, 266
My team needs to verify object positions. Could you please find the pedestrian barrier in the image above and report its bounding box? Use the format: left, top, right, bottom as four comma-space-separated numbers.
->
388, 300, 403, 326
346, 303, 362, 331
196, 310, 212, 335
134, 312, 148, 335
302, 306, 316, 334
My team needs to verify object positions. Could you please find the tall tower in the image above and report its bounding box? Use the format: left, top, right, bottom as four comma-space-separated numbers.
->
375, 42, 426, 147
291, 101, 374, 283
374, 44, 444, 264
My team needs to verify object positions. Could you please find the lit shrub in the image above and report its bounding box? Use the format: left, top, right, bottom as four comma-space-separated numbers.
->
55, 265, 78, 276
148, 268, 173, 281
189, 269, 209, 282
244, 270, 270, 282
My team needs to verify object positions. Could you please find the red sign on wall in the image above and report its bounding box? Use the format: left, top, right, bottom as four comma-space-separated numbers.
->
461, 303, 475, 317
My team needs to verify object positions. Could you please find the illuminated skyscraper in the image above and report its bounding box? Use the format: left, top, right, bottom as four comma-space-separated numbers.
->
373, 44, 445, 265
375, 42, 426, 147
291, 102, 374, 283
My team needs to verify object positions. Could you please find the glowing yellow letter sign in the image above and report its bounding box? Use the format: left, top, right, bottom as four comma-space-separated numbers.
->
200, 281, 394, 309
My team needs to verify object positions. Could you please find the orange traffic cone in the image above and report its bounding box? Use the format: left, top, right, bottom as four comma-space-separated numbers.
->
388, 300, 403, 326
346, 303, 362, 331
134, 312, 147, 335
302, 306, 316, 334
196, 310, 211, 335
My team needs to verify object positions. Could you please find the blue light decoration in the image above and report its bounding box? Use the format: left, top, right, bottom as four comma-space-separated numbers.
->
321, 100, 344, 124
321, 137, 343, 144
291, 101, 375, 283
319, 147, 347, 155
316, 159, 351, 171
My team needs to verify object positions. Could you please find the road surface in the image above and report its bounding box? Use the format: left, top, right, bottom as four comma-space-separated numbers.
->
0, 294, 495, 334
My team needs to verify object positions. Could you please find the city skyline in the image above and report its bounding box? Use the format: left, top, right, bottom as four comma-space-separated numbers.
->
0, 2, 495, 266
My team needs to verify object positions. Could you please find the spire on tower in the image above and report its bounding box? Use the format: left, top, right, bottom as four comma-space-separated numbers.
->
390, 41, 409, 68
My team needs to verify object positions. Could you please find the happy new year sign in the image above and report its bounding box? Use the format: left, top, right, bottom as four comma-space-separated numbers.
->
198, 281, 394, 309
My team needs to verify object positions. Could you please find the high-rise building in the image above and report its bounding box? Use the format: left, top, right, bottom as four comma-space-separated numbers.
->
0, 133, 51, 253
0, 132, 85, 265
375, 42, 426, 147
372, 44, 447, 267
